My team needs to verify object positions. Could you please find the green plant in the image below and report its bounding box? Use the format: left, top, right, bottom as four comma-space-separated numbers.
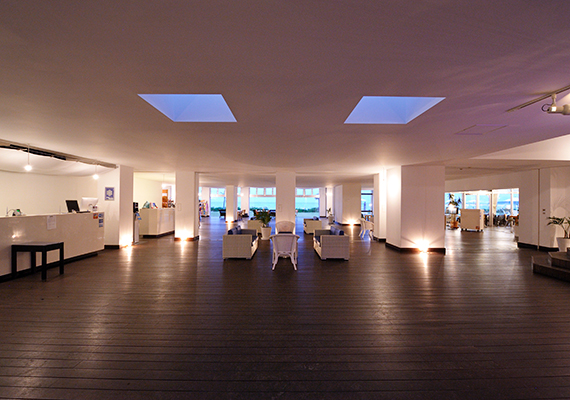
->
254, 209, 272, 227
547, 216, 570, 238
327, 208, 332, 216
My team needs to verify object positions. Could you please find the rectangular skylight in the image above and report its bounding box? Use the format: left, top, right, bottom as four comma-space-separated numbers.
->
139, 94, 237, 122
345, 96, 445, 124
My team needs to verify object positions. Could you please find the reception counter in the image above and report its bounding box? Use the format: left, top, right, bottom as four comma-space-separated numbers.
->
140, 208, 175, 237
0, 212, 105, 279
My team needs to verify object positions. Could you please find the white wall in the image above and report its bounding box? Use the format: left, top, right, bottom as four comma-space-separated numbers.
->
445, 167, 570, 249
133, 175, 162, 208
0, 170, 97, 215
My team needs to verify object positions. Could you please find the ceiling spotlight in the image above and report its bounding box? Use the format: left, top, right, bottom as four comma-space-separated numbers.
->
543, 94, 570, 115
24, 145, 32, 172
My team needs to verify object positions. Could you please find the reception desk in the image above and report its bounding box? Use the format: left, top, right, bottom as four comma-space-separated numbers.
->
0, 212, 105, 279
140, 208, 175, 237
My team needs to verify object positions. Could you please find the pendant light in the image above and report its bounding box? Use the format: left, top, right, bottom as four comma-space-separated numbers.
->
24, 145, 32, 172
93, 164, 99, 180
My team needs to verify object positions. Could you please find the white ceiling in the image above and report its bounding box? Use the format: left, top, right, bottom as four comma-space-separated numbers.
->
2, 1, 570, 187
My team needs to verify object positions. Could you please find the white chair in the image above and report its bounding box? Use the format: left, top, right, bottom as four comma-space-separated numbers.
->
270, 233, 300, 270
275, 220, 295, 234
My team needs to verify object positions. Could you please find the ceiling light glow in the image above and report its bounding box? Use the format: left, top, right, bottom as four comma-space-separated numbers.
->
345, 96, 445, 124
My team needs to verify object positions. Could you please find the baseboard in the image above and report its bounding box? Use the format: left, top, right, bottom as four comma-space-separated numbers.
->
386, 242, 446, 254
174, 236, 200, 242
105, 245, 120, 250
538, 245, 558, 252
142, 231, 174, 238
517, 242, 537, 249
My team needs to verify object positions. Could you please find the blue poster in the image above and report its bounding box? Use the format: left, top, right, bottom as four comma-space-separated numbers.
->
105, 187, 114, 201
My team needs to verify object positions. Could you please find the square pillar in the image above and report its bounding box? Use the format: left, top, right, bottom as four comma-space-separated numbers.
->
225, 185, 238, 222
386, 165, 445, 253
175, 171, 199, 241
98, 165, 133, 248
276, 171, 296, 224
373, 170, 387, 240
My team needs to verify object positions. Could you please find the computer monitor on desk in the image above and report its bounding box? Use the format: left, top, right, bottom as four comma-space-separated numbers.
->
81, 197, 99, 212
66, 200, 80, 213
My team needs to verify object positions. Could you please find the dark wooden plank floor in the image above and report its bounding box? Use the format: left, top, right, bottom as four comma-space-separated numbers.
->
1, 216, 569, 399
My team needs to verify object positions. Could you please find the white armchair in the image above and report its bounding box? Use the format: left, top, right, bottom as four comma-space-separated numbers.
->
313, 227, 349, 260
275, 220, 295, 233
222, 227, 259, 259
270, 233, 300, 270
304, 218, 323, 234
246, 219, 263, 235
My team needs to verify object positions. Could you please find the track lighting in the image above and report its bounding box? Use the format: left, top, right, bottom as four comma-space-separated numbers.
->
543, 94, 570, 115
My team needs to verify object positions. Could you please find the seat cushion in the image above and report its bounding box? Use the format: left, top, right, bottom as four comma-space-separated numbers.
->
330, 226, 344, 235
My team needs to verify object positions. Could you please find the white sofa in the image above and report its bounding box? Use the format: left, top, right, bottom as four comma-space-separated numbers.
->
222, 227, 259, 259
313, 227, 350, 260
304, 218, 323, 234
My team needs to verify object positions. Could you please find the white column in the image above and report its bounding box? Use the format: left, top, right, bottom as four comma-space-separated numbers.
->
98, 165, 134, 247
373, 170, 387, 240
333, 183, 361, 225
241, 187, 250, 216
318, 187, 326, 217
326, 187, 334, 218
386, 165, 445, 252
175, 171, 199, 241
225, 185, 238, 222
276, 171, 296, 224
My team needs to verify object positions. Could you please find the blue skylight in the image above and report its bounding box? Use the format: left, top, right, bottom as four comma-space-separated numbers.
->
139, 94, 236, 122
345, 96, 445, 124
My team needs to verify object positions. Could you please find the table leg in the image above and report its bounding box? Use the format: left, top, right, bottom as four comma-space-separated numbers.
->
59, 244, 65, 275
41, 250, 47, 281
31, 251, 37, 274
11, 248, 17, 278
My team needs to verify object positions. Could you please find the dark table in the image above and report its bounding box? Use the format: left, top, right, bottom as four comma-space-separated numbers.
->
12, 242, 64, 281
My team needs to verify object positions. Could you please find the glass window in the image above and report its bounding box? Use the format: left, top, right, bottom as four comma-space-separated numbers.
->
296, 188, 304, 196
465, 194, 476, 209
478, 194, 490, 213
219, 188, 225, 195
295, 197, 319, 212
361, 191, 373, 212
497, 193, 512, 215
250, 196, 276, 210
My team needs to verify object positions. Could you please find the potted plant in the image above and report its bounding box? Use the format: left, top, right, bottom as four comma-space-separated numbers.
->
255, 209, 272, 240
327, 208, 334, 224
447, 194, 461, 229
547, 216, 570, 251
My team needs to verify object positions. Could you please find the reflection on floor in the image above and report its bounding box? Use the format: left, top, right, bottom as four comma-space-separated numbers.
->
2, 216, 569, 399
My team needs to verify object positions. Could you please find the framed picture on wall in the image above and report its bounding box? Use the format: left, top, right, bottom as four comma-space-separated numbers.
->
105, 187, 115, 201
